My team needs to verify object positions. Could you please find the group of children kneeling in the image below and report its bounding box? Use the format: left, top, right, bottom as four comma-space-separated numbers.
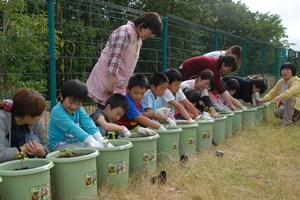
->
48, 67, 268, 151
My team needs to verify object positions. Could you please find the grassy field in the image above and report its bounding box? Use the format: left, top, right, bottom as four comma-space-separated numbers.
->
98, 117, 300, 200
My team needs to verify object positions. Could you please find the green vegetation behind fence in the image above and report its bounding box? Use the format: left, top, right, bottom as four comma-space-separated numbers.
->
0, 0, 299, 101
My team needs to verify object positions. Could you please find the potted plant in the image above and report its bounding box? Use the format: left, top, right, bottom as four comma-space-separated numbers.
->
46, 147, 99, 200
0, 152, 54, 200
97, 139, 133, 187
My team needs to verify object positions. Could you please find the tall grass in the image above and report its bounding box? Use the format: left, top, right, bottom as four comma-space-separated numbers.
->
98, 118, 300, 200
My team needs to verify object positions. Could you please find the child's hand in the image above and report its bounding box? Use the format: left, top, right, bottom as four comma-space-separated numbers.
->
155, 108, 171, 117
120, 126, 131, 138
137, 127, 156, 136
84, 135, 102, 148
93, 132, 104, 143
158, 125, 167, 131
166, 117, 177, 126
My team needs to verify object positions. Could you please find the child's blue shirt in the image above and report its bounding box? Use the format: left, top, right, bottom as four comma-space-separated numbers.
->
142, 89, 163, 110
48, 102, 99, 150
118, 93, 144, 129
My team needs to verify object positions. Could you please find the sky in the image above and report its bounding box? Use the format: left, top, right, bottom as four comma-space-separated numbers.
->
233, 0, 299, 51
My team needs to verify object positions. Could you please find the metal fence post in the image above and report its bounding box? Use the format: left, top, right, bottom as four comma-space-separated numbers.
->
261, 44, 265, 78
162, 16, 168, 72
48, 0, 57, 109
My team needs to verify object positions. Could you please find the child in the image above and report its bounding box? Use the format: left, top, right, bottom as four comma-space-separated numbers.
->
90, 93, 131, 139
142, 72, 177, 126
161, 69, 200, 121
0, 88, 48, 163
180, 69, 219, 118
48, 79, 107, 151
118, 74, 166, 133
222, 78, 246, 110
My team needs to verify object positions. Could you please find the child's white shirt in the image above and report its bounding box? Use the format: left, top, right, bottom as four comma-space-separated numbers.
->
162, 88, 186, 117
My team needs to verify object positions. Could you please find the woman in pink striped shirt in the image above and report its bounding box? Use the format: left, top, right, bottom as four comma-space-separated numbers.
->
87, 12, 162, 108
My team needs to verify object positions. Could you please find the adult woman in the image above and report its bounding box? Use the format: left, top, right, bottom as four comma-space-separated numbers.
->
0, 88, 47, 163
204, 45, 243, 68
86, 12, 163, 108
181, 55, 241, 110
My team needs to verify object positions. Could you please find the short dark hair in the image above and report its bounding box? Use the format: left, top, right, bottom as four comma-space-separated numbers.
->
184, 89, 201, 104
253, 79, 268, 94
218, 55, 238, 72
149, 72, 169, 87
133, 12, 163, 36
105, 93, 129, 112
197, 69, 215, 88
128, 74, 148, 90
165, 69, 182, 84
224, 78, 240, 92
61, 79, 88, 102
280, 63, 297, 76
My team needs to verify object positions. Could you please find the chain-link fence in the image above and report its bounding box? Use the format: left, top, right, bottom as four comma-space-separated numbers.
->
1, 0, 299, 103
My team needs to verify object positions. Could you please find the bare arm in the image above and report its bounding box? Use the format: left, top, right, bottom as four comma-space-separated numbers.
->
169, 100, 191, 120
134, 115, 161, 129
230, 96, 245, 110
97, 115, 124, 132
182, 99, 199, 118
220, 91, 236, 111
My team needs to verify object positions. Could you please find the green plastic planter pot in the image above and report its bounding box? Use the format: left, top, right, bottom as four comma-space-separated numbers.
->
212, 116, 227, 144
46, 147, 99, 200
155, 127, 181, 161
263, 102, 270, 122
124, 133, 160, 171
242, 108, 257, 126
0, 158, 54, 200
255, 105, 264, 124
97, 139, 132, 187
232, 110, 243, 132
268, 101, 276, 115
220, 112, 234, 137
195, 119, 214, 151
175, 123, 198, 156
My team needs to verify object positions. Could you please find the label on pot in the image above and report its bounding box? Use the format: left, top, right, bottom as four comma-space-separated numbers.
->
85, 170, 97, 188
30, 182, 50, 200
188, 137, 196, 146
108, 160, 127, 175
172, 142, 179, 151
202, 131, 212, 140
143, 150, 156, 163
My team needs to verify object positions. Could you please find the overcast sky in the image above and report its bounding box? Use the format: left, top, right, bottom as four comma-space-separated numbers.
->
233, 0, 299, 51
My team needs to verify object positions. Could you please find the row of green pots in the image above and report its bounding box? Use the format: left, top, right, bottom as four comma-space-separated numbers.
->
0, 102, 276, 200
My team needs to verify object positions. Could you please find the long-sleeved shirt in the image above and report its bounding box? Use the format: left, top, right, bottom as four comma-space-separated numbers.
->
262, 76, 300, 111
48, 102, 99, 150
0, 110, 47, 163
86, 21, 142, 105
181, 56, 226, 95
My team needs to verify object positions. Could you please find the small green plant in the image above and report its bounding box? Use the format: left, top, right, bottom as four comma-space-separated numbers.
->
59, 147, 75, 157
16, 151, 28, 169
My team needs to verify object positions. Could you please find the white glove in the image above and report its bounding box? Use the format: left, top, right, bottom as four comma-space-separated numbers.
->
155, 108, 171, 117
195, 115, 204, 120
166, 117, 177, 126
120, 126, 131, 138
187, 118, 195, 123
137, 127, 156, 136
158, 125, 167, 131
101, 138, 115, 148
242, 107, 247, 110
93, 132, 104, 143
84, 135, 102, 148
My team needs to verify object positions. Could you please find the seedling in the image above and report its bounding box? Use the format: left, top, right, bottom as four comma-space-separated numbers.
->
59, 147, 76, 157
16, 151, 29, 170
